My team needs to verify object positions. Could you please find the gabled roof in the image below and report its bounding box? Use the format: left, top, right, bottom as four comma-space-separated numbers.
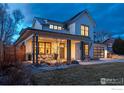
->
103, 38, 115, 44
33, 9, 96, 27
65, 9, 96, 27
34, 17, 64, 25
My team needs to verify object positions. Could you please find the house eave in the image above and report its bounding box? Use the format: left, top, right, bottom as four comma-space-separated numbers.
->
15, 27, 92, 45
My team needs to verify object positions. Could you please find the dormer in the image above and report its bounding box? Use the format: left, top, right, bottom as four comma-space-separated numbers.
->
32, 17, 69, 34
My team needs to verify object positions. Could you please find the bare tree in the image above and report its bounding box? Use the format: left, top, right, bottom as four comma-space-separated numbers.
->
0, 4, 24, 45
94, 30, 112, 43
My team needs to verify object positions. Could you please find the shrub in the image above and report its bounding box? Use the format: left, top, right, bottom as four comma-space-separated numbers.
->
112, 38, 124, 55
0, 62, 31, 85
71, 60, 79, 64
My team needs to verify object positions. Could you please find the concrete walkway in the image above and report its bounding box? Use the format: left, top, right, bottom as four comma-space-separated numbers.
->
79, 59, 124, 65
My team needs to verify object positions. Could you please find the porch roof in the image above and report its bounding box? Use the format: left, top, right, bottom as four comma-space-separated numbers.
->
15, 27, 92, 45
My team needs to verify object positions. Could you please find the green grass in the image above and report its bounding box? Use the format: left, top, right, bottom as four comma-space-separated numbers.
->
31, 63, 124, 85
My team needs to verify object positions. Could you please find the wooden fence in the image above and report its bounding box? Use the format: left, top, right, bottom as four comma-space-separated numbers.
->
0, 41, 26, 64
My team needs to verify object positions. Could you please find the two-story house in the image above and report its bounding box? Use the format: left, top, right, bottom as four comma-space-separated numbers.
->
15, 10, 96, 64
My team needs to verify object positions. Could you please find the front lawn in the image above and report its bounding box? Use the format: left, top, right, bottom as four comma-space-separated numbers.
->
31, 62, 124, 85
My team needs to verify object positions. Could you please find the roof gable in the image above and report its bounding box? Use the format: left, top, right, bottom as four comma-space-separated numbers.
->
32, 9, 96, 27
65, 10, 96, 27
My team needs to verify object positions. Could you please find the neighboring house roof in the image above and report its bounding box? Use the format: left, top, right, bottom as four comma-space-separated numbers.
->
103, 38, 115, 44
33, 9, 96, 27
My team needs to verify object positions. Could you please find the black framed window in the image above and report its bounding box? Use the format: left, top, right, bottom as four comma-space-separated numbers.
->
81, 25, 89, 36
38, 42, 51, 55
84, 44, 89, 56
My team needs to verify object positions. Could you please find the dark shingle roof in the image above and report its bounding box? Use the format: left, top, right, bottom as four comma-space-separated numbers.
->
34, 9, 96, 26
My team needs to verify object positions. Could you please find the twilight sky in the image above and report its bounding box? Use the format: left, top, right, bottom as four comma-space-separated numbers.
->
8, 3, 124, 39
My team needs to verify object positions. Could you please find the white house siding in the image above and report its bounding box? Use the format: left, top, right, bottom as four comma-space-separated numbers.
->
74, 13, 94, 39
33, 20, 42, 30
71, 41, 76, 60
69, 23, 75, 34
25, 39, 32, 60
69, 13, 94, 58
89, 43, 94, 59
75, 43, 81, 60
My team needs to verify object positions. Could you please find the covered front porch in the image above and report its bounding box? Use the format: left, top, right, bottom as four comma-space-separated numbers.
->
26, 35, 81, 64
16, 28, 93, 64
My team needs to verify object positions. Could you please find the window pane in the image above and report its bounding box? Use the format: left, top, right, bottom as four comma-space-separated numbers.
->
58, 26, 62, 30
85, 26, 88, 31
81, 25, 85, 36
54, 25, 58, 30
39, 43, 45, 54
85, 26, 89, 36
84, 44, 89, 56
46, 43, 51, 54
49, 25, 53, 29
81, 25, 89, 36
81, 25, 85, 30
85, 30, 88, 36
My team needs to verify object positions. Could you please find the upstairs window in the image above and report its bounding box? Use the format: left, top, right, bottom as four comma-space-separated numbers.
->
58, 26, 62, 30
54, 25, 58, 30
49, 25, 53, 29
49, 24, 62, 30
81, 25, 89, 36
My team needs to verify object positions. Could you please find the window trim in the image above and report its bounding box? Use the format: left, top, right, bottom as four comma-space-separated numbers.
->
38, 42, 51, 55
58, 26, 62, 30
49, 24, 54, 29
83, 44, 89, 56
49, 24, 63, 30
81, 24, 89, 37
54, 25, 58, 30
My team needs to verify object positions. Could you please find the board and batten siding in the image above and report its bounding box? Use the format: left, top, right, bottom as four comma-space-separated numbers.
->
69, 13, 95, 58
68, 23, 75, 34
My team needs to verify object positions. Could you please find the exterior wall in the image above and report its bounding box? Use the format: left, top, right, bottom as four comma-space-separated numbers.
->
68, 13, 94, 59
68, 23, 75, 34
75, 43, 81, 60
69, 13, 94, 40
25, 39, 33, 60
89, 43, 94, 59
33, 20, 42, 30
37, 21, 69, 34
42, 25, 68, 34
71, 41, 76, 60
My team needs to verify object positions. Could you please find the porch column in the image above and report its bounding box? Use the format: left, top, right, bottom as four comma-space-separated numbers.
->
80, 41, 85, 60
67, 39, 71, 63
32, 35, 35, 64
35, 32, 39, 64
